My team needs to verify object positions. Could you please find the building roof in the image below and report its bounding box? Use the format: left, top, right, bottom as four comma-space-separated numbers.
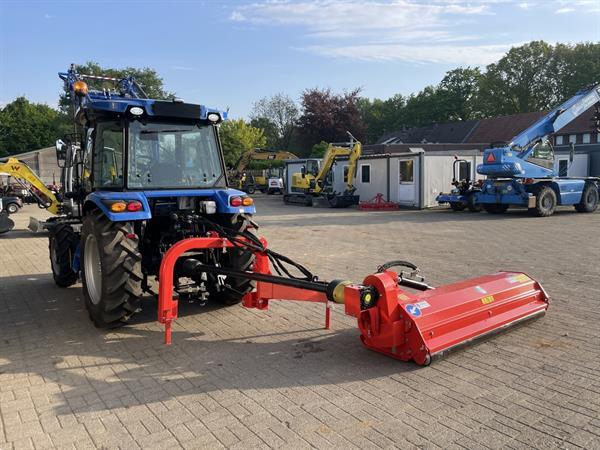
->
376, 120, 478, 145
375, 105, 598, 150
363, 143, 487, 156
465, 110, 547, 144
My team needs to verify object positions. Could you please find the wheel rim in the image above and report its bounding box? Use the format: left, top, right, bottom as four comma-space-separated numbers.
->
587, 190, 598, 206
542, 194, 552, 209
84, 234, 102, 305
8, 205, 17, 213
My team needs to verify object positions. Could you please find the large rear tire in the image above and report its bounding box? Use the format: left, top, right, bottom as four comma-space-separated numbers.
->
211, 215, 256, 306
575, 183, 599, 213
81, 211, 142, 327
49, 223, 79, 287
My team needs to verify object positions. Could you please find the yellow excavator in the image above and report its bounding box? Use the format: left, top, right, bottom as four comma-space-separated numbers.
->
284, 132, 362, 207
0, 157, 61, 233
231, 149, 298, 194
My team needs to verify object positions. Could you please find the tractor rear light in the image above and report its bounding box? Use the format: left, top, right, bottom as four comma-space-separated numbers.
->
110, 201, 127, 213
126, 200, 143, 212
230, 196, 243, 207
242, 197, 254, 206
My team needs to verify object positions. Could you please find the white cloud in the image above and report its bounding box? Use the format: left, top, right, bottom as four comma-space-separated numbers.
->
229, 1, 510, 65
518, 2, 530, 9
555, 7, 574, 13
304, 42, 515, 65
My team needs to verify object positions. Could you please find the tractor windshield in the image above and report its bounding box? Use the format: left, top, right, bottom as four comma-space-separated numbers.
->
127, 121, 224, 189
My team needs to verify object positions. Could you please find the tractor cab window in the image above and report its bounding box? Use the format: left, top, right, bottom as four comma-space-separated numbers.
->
305, 160, 320, 177
127, 121, 223, 189
527, 140, 554, 170
93, 122, 124, 188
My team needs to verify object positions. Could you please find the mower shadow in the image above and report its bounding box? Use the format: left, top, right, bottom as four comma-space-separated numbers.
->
0, 273, 418, 417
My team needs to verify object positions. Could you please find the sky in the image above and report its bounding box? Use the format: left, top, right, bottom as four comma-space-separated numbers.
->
0, 0, 599, 119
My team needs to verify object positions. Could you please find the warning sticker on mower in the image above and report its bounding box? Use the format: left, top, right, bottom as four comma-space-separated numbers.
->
481, 295, 495, 305
414, 301, 431, 309
406, 304, 422, 317
507, 274, 531, 284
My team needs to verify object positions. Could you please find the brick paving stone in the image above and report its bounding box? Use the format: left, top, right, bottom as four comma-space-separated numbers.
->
0, 201, 599, 448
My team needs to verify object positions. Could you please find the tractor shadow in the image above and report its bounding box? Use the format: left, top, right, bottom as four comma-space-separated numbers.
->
0, 273, 419, 417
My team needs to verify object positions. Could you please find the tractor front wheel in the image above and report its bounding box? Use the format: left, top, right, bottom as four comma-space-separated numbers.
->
81, 211, 142, 327
49, 223, 79, 287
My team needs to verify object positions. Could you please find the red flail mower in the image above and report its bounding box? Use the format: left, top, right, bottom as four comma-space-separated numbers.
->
358, 193, 400, 211
158, 234, 549, 366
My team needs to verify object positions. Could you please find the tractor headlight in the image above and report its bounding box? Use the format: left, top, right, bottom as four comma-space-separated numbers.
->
207, 113, 221, 123
130, 106, 144, 116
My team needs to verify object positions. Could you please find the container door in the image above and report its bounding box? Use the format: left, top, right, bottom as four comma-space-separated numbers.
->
398, 158, 417, 205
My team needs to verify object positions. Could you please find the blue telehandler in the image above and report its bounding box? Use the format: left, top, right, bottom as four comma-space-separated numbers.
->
41, 65, 259, 327
476, 84, 600, 216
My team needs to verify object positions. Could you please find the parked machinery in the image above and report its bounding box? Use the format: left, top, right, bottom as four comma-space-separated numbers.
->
436, 157, 482, 212
230, 149, 298, 194
0, 198, 15, 234
19, 66, 551, 367
476, 84, 600, 216
284, 133, 362, 207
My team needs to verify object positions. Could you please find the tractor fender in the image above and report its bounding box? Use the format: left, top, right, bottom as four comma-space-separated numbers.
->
83, 192, 152, 221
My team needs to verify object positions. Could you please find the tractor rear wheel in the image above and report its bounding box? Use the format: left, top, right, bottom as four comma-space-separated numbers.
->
211, 215, 256, 306
575, 183, 599, 213
49, 223, 79, 287
530, 186, 556, 217
81, 211, 142, 327
483, 203, 509, 214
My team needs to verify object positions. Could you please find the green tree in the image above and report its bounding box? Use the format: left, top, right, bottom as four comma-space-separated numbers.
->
59, 61, 175, 115
219, 119, 266, 167
310, 141, 329, 158
0, 97, 70, 156
358, 94, 406, 143
249, 117, 279, 149
438, 67, 483, 121
476, 41, 559, 116
553, 42, 600, 101
250, 93, 299, 150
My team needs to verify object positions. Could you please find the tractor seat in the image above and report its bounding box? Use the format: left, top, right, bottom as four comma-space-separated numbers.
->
149, 162, 182, 186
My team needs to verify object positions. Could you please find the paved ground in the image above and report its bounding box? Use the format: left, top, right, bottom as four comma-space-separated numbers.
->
0, 198, 599, 449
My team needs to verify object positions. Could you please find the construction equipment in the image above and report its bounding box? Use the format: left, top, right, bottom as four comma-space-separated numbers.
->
0, 158, 61, 214
284, 133, 362, 207
0, 198, 15, 234
358, 193, 399, 211
23, 65, 550, 366
476, 84, 600, 216
157, 231, 549, 366
436, 158, 482, 212
230, 149, 297, 193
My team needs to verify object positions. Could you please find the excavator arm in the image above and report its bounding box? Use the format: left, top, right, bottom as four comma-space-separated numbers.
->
314, 133, 362, 194
0, 158, 61, 215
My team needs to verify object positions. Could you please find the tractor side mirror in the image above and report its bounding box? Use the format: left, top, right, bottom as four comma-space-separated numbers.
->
569, 142, 574, 163
55, 139, 68, 168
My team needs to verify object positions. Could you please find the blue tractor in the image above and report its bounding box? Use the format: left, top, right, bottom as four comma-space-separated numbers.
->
476, 84, 600, 216
45, 66, 257, 327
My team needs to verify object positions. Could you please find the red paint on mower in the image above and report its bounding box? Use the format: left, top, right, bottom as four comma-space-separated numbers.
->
157, 237, 549, 365
358, 193, 400, 211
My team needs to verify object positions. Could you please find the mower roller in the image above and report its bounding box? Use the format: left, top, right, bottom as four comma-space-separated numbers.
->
157, 233, 549, 366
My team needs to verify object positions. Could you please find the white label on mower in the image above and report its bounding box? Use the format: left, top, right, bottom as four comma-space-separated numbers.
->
475, 286, 487, 294
414, 301, 430, 309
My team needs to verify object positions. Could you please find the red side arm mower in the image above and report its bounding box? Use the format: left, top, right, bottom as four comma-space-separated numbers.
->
158, 235, 549, 366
